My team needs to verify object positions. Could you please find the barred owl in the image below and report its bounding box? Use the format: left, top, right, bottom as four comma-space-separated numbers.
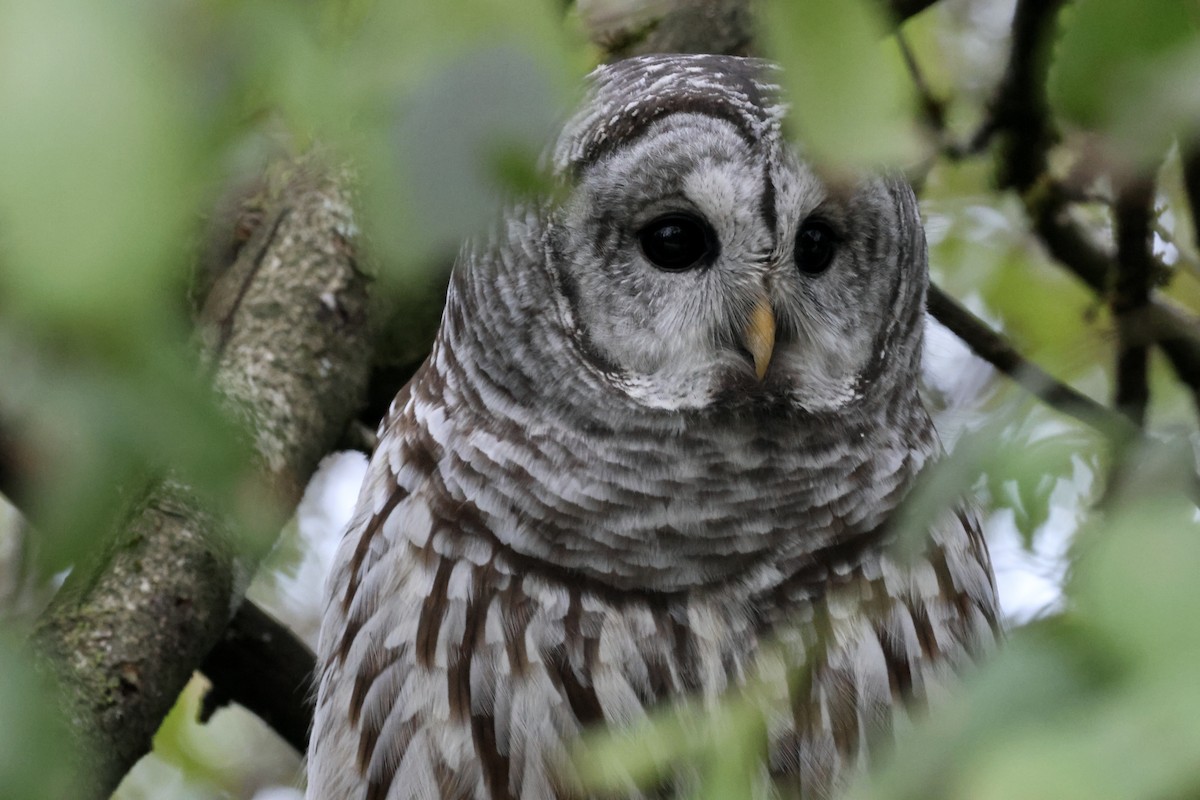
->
307, 54, 1000, 800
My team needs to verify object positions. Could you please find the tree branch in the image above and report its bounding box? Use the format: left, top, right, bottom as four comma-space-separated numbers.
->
199, 600, 316, 754
989, 0, 1065, 192
32, 163, 372, 799
1112, 179, 1156, 425
985, 0, 1109, 291
980, 0, 1200, 418
1024, 184, 1200, 411
1158, 308, 1200, 417
1186, 145, 1200, 244
927, 284, 1135, 438
895, 30, 947, 135
1025, 184, 1112, 291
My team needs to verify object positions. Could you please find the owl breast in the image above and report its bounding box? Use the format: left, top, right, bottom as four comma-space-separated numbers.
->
307, 379, 999, 800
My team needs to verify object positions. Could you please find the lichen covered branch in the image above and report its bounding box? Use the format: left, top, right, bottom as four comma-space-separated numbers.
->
32, 165, 372, 799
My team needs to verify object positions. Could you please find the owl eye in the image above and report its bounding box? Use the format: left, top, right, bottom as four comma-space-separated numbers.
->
795, 218, 838, 275
638, 213, 716, 272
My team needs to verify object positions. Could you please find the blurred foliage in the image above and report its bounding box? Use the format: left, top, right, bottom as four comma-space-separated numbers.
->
1051, 0, 1200, 165
923, 158, 1110, 380
0, 0, 1197, 797
575, 680, 772, 798
116, 677, 300, 799
0, 0, 585, 574
0, 633, 81, 798
759, 0, 920, 169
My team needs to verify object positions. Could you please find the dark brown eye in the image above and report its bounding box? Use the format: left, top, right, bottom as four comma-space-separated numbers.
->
638, 213, 716, 271
795, 218, 838, 275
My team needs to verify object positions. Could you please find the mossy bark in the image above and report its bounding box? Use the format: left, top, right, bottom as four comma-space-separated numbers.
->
33, 163, 372, 800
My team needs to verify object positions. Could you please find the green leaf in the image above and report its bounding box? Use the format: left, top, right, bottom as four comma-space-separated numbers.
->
0, 325, 261, 576
1073, 487, 1200, 667
848, 625, 1102, 800
378, 46, 571, 258
855, 441, 1200, 800
759, 0, 919, 169
301, 0, 585, 269
1052, 0, 1196, 124
1051, 0, 1200, 161
0, 0, 201, 331
573, 688, 771, 797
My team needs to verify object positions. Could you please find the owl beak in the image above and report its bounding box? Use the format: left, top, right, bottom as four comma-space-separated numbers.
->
742, 298, 776, 380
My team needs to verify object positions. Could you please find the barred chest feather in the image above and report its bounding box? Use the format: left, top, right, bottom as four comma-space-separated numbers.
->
307, 382, 1000, 800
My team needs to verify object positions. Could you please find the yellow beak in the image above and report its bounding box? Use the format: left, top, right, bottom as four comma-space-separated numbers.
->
742, 297, 776, 380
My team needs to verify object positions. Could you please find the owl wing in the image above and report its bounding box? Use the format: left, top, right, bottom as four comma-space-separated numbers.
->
307, 370, 489, 797
307, 406, 584, 800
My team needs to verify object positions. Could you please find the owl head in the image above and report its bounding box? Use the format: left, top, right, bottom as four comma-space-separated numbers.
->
535, 54, 929, 416
442, 54, 929, 426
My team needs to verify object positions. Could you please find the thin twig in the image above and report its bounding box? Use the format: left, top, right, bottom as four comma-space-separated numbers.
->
895, 30, 947, 134
894, 27, 999, 162
927, 284, 1136, 439
884, 0, 942, 22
